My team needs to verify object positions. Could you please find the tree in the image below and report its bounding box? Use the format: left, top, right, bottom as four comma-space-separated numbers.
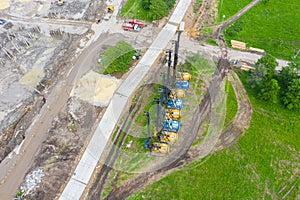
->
277, 62, 298, 91
149, 0, 168, 20
254, 54, 278, 80
282, 78, 300, 109
278, 62, 300, 109
247, 54, 278, 90
258, 79, 280, 103
142, 0, 151, 10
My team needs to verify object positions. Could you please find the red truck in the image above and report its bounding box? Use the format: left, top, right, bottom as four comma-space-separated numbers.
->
128, 19, 145, 28
122, 19, 145, 32
122, 23, 141, 32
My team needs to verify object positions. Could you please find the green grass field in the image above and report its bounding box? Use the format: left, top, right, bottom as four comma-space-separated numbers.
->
224, 78, 238, 127
121, 0, 175, 21
218, 0, 300, 63
127, 70, 300, 200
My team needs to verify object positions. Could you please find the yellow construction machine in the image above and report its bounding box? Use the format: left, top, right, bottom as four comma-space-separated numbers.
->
151, 142, 170, 154
165, 108, 181, 120
144, 112, 170, 154
180, 72, 192, 81
107, 6, 114, 13
154, 129, 178, 144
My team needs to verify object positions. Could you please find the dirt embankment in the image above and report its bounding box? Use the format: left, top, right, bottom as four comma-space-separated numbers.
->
22, 98, 103, 200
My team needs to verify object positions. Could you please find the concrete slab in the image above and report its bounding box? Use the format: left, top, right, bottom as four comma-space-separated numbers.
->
60, 179, 86, 200
169, 0, 191, 24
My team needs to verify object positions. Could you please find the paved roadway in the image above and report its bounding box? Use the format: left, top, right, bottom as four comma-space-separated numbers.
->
59, 0, 191, 199
180, 36, 289, 70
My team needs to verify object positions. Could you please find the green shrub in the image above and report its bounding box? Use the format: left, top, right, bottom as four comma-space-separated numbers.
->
101, 41, 135, 75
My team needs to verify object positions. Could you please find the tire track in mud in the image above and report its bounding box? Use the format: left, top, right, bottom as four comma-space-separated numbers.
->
214, 70, 252, 150
87, 85, 152, 199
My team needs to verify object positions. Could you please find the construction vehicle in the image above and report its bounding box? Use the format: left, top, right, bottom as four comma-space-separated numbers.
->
162, 118, 180, 132
144, 140, 170, 154
154, 129, 178, 143
169, 89, 185, 99
165, 109, 181, 120
127, 19, 145, 28
180, 72, 192, 81
103, 6, 114, 20
107, 6, 114, 13
167, 98, 184, 109
122, 23, 141, 32
57, 0, 64, 6
161, 131, 178, 143
144, 112, 170, 154
175, 80, 190, 89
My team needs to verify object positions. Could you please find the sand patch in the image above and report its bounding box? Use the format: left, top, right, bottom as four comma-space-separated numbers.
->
19, 68, 45, 89
0, 0, 9, 9
73, 71, 120, 106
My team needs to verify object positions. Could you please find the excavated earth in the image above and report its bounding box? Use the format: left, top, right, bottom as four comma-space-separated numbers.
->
21, 97, 103, 199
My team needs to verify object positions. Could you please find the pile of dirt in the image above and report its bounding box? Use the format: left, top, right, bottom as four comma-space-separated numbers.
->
21, 97, 103, 199
72, 70, 121, 106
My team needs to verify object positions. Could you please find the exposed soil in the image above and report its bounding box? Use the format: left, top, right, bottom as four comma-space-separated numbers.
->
22, 97, 103, 200
0, 31, 80, 164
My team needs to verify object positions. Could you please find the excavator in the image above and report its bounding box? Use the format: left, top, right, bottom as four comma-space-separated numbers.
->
144, 112, 170, 154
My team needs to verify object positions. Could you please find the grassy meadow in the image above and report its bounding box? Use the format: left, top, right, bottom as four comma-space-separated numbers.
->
218, 0, 300, 63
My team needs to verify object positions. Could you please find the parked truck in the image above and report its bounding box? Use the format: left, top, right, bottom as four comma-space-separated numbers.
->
122, 23, 141, 32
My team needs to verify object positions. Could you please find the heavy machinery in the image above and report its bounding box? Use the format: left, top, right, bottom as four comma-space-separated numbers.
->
175, 80, 190, 89
169, 89, 185, 99
122, 19, 145, 32
161, 131, 178, 143
180, 72, 192, 81
154, 129, 178, 143
144, 141, 170, 154
167, 98, 184, 109
107, 6, 114, 13
162, 118, 180, 132
127, 19, 145, 28
122, 23, 141, 32
175, 89, 185, 98
165, 108, 181, 120
103, 6, 114, 20
57, 0, 64, 6
144, 112, 170, 154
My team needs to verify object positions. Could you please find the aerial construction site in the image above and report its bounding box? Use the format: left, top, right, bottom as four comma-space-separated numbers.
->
1, 0, 298, 199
